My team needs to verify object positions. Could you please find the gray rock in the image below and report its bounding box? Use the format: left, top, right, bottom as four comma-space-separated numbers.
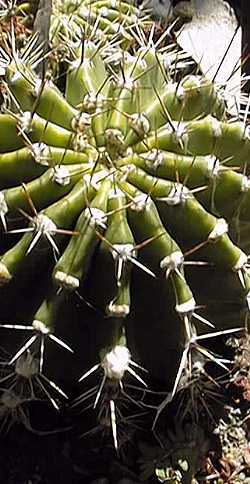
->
176, 0, 241, 113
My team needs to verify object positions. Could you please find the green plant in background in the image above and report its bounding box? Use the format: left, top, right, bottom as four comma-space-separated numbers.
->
0, 0, 30, 26
0, 2, 250, 472
0, 0, 32, 53
213, 406, 250, 483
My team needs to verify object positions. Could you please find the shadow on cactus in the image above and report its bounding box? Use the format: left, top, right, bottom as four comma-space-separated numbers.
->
0, 21, 249, 454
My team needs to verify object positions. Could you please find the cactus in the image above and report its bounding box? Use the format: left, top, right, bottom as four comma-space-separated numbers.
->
0, 10, 249, 460
50, 0, 149, 60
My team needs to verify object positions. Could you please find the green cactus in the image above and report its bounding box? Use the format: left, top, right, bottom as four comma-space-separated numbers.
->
0, 12, 249, 456
50, 0, 148, 59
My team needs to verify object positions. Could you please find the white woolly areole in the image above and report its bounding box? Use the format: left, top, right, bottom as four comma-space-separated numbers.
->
120, 163, 135, 181
157, 51, 171, 71
70, 57, 92, 69
85, 207, 107, 228
211, 117, 222, 138
130, 113, 150, 135
33, 78, 53, 97
72, 133, 89, 152
241, 176, 250, 193
107, 302, 130, 318
109, 0, 125, 8
0, 262, 11, 285
10, 71, 22, 83
99, 6, 109, 16
105, 128, 124, 146
233, 251, 248, 272
71, 112, 91, 132
240, 123, 250, 141
207, 155, 220, 178
112, 23, 126, 35
105, 51, 133, 67
0, 192, 8, 216
83, 170, 108, 189
32, 214, 57, 235
143, 149, 165, 170
175, 297, 196, 315
160, 251, 184, 271
208, 218, 228, 241
129, 53, 145, 65
0, 51, 9, 75
183, 75, 202, 88
172, 122, 189, 149
54, 270, 80, 290
19, 111, 32, 133
111, 243, 134, 261
246, 292, 250, 310
130, 193, 148, 212
175, 83, 185, 100
83, 92, 104, 111
32, 319, 50, 334
52, 166, 71, 186
101, 345, 131, 380
32, 143, 51, 165
108, 188, 124, 199
79, 6, 96, 19
117, 74, 135, 90
164, 184, 190, 205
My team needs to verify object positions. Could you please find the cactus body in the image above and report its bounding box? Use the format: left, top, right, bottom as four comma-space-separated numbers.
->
0, 15, 249, 451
